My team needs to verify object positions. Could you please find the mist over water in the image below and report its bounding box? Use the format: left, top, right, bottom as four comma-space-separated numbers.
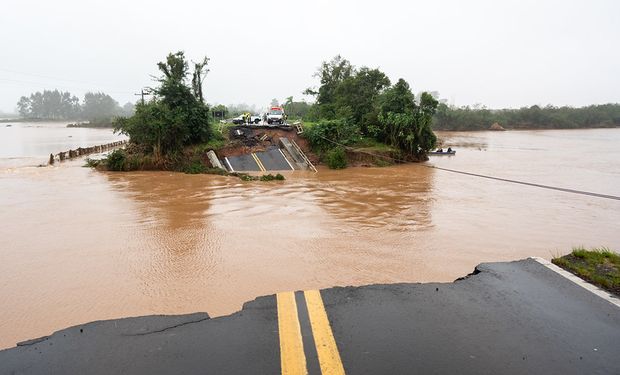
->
0, 127, 619, 349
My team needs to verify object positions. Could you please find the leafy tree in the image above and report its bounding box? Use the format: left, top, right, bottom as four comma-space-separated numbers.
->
305, 119, 360, 152
304, 55, 354, 119
82, 92, 120, 123
270, 98, 280, 107
191, 57, 210, 103
16, 90, 80, 119
17, 96, 31, 117
120, 102, 135, 117
115, 51, 212, 160
282, 97, 312, 119
377, 79, 438, 157
333, 67, 390, 131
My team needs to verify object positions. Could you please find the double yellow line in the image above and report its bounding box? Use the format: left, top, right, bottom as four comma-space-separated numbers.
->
251, 153, 266, 172
277, 290, 345, 375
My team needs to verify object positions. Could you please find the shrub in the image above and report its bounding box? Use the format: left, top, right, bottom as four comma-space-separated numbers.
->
305, 119, 360, 152
183, 159, 208, 174
105, 149, 127, 171
260, 173, 286, 181
84, 158, 100, 168
326, 147, 347, 169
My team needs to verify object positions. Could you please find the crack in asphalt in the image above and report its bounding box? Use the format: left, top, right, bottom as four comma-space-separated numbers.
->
122, 317, 211, 336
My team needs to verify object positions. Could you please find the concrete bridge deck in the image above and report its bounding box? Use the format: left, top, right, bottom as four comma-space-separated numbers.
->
1, 258, 619, 374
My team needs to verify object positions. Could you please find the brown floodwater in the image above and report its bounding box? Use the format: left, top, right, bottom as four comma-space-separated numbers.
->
0, 123, 619, 349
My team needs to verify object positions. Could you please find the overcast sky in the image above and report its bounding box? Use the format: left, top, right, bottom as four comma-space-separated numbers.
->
1, 0, 619, 113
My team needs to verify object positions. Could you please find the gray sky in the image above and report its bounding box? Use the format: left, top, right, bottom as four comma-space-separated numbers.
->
1, 0, 619, 113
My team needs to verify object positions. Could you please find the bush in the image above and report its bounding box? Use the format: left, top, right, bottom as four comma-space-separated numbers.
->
260, 173, 286, 181
183, 159, 208, 174
83, 158, 100, 168
305, 119, 360, 152
326, 147, 347, 169
105, 149, 127, 171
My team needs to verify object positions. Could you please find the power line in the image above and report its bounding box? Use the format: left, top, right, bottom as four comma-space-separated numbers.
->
0, 68, 134, 93
428, 166, 620, 201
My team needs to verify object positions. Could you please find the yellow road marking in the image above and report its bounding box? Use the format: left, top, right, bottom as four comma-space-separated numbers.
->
252, 153, 266, 172
304, 290, 346, 375
277, 292, 307, 375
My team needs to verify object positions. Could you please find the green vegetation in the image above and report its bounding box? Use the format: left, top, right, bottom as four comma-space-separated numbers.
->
305, 119, 360, 152
113, 51, 212, 162
552, 247, 620, 296
325, 147, 347, 169
303, 55, 438, 166
434, 103, 620, 131
83, 158, 101, 168
260, 173, 286, 181
105, 149, 128, 171
16, 89, 133, 124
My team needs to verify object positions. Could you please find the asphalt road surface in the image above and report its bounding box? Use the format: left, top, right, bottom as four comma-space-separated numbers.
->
1, 259, 619, 374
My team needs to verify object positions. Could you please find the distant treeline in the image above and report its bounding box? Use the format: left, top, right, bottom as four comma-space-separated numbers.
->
433, 103, 620, 131
17, 90, 134, 124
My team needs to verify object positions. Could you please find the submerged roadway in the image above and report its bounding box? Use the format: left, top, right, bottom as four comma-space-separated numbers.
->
1, 258, 619, 374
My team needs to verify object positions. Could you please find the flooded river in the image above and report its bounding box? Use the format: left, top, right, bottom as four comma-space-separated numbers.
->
1, 122, 619, 349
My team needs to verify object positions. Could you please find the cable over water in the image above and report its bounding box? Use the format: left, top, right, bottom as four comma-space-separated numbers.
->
427, 166, 620, 201
315, 134, 620, 201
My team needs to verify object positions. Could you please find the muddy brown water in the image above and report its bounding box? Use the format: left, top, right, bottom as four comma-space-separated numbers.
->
1, 122, 619, 349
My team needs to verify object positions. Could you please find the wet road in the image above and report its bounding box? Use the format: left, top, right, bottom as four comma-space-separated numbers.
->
2, 259, 619, 374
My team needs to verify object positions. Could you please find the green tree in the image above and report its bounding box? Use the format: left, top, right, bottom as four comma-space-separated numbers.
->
115, 51, 212, 160
17, 96, 31, 117
304, 55, 354, 119
82, 92, 120, 123
333, 67, 390, 132
377, 79, 438, 157
16, 90, 80, 119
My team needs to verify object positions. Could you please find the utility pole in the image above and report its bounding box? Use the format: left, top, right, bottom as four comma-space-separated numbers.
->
134, 89, 149, 105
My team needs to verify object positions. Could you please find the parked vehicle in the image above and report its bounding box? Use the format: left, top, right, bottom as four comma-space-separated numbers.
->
231, 114, 261, 125
266, 107, 286, 125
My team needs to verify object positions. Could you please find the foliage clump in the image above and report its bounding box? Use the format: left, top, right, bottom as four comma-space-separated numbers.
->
304, 55, 438, 162
552, 247, 620, 295
105, 149, 128, 171
114, 51, 212, 162
260, 173, 286, 181
305, 119, 360, 152
325, 147, 347, 169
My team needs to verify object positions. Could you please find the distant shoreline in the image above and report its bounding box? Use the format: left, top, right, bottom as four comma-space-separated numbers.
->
0, 118, 114, 128
435, 124, 620, 132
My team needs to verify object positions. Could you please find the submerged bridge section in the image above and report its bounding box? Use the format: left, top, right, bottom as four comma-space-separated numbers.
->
222, 137, 314, 173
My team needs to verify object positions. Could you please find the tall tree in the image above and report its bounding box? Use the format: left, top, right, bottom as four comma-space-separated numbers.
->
115, 51, 212, 160
82, 92, 120, 123
191, 57, 210, 103
378, 78, 438, 158
304, 55, 353, 119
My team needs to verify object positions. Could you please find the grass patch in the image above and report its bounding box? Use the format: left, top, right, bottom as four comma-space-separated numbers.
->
351, 137, 397, 152
552, 247, 620, 296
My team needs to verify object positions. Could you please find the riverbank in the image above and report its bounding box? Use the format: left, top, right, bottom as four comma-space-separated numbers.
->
2, 258, 618, 374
